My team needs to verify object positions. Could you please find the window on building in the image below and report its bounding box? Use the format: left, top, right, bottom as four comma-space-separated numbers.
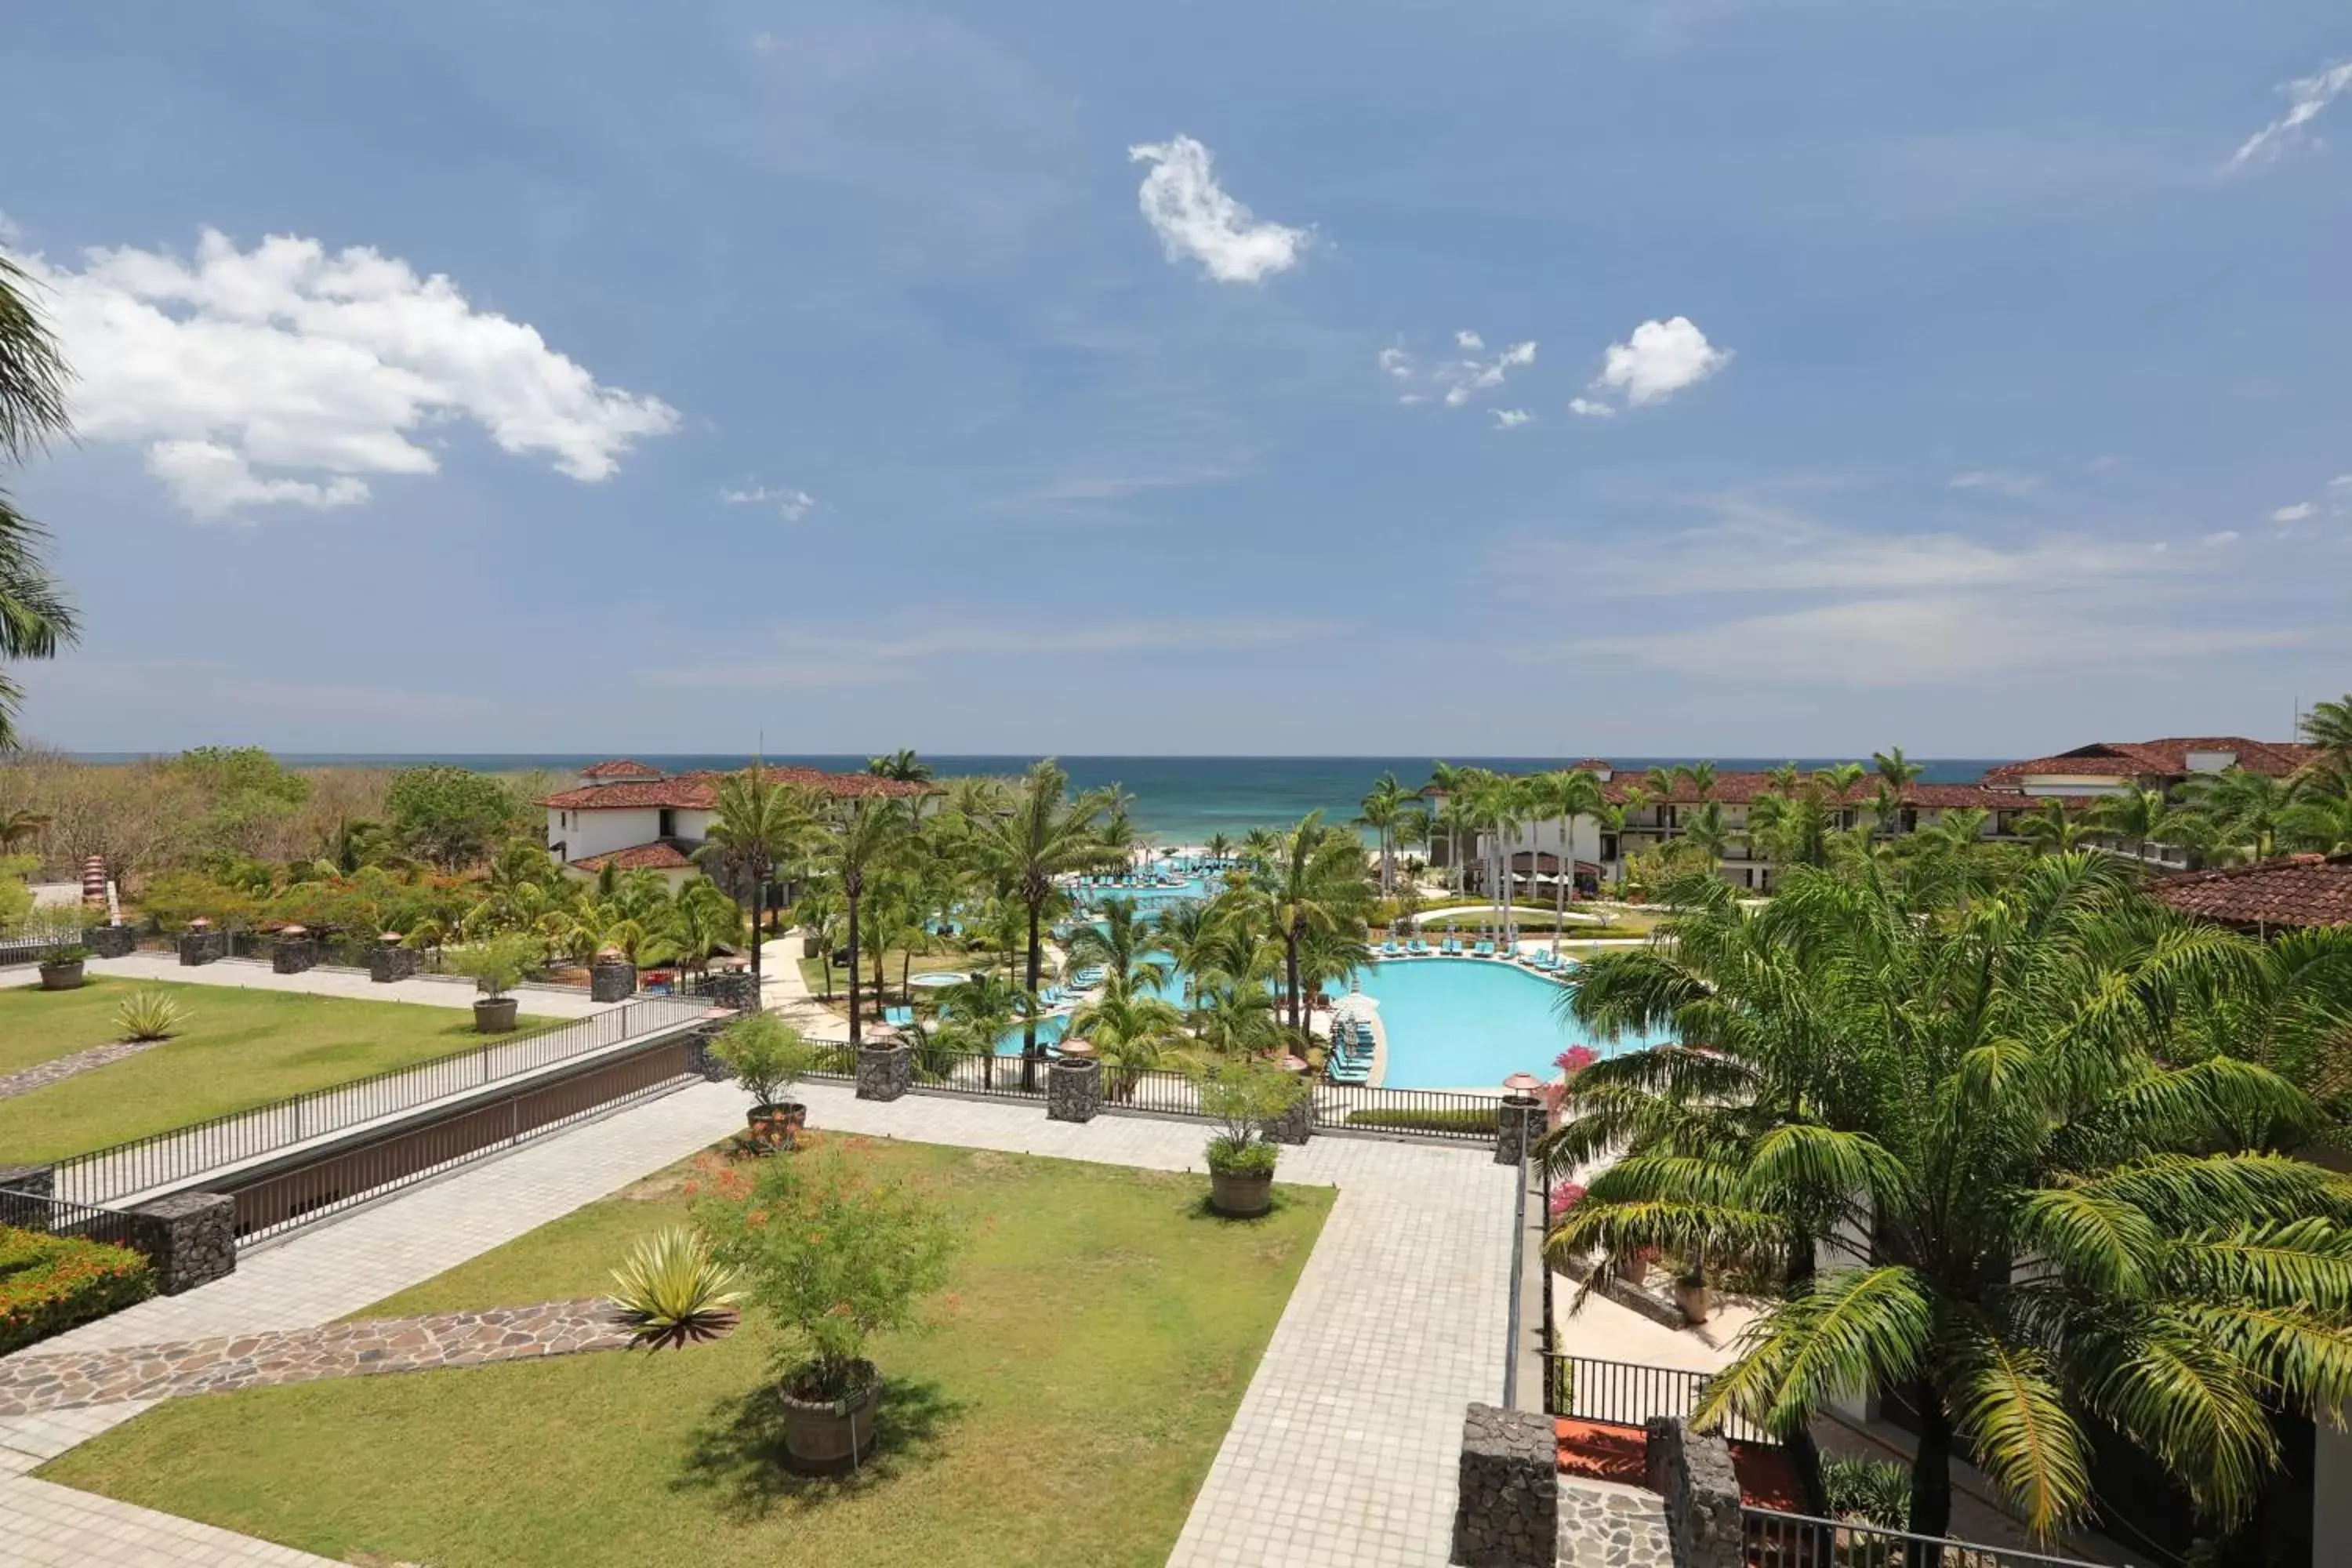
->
659, 807, 676, 838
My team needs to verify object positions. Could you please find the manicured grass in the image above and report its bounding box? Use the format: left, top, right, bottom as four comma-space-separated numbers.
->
47, 1135, 1333, 1568
0, 978, 555, 1162
796, 949, 1001, 1005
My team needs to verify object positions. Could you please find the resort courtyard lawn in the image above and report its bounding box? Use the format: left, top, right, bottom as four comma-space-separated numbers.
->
0, 978, 554, 1162
45, 1134, 1333, 1568
797, 948, 993, 1004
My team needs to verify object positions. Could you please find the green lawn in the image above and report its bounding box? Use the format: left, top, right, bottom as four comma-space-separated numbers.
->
797, 949, 1000, 1005
0, 978, 554, 1162
45, 1134, 1332, 1568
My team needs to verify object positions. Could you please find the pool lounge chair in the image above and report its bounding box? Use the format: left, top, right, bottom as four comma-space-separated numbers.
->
1442, 937, 1461, 956
1406, 937, 1426, 955
884, 1005, 913, 1028
1380, 938, 1401, 956
1472, 941, 1494, 957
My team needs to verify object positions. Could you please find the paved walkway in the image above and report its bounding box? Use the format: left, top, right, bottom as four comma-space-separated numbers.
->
4, 1077, 1519, 1568
0, 1036, 174, 1102
0, 1300, 626, 1415
1555, 1475, 1674, 1568
1, 951, 611, 1017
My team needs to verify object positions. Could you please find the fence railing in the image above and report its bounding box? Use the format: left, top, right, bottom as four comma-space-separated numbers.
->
0, 1186, 152, 1258
0, 935, 53, 969
909, 1048, 1051, 1101
1742, 1508, 2118, 1568
1116, 1065, 1207, 1116
49, 996, 709, 1206
1544, 1353, 1773, 1445
1313, 1082, 1501, 1142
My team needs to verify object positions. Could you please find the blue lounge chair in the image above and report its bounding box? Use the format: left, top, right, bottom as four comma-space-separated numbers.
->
1473, 941, 1494, 958
1380, 938, 1401, 956
884, 1005, 913, 1028
1442, 937, 1461, 956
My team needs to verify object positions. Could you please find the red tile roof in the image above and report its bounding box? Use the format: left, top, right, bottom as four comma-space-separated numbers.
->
569, 840, 697, 873
538, 765, 931, 810
579, 758, 662, 779
1984, 738, 2319, 783
2151, 854, 2352, 930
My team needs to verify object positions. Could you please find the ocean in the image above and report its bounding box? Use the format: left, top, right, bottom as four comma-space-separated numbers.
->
104, 753, 2012, 846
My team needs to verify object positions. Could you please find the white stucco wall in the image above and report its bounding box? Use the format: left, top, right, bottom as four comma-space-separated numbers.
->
556, 808, 665, 861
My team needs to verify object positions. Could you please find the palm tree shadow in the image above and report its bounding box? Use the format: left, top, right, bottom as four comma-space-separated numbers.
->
671, 1377, 960, 1519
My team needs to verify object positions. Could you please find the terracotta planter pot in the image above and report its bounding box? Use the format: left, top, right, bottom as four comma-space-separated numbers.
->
748, 1101, 807, 1152
1674, 1278, 1713, 1326
474, 996, 520, 1033
1209, 1169, 1272, 1218
779, 1375, 882, 1474
38, 960, 85, 992
1614, 1252, 1650, 1285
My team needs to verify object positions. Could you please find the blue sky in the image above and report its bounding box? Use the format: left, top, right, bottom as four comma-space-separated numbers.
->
5, 0, 2349, 757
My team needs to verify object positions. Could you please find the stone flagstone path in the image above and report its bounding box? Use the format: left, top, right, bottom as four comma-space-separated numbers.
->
0, 1036, 173, 1102
0, 1300, 629, 1416
1555, 1475, 1675, 1568
3, 1075, 1521, 1567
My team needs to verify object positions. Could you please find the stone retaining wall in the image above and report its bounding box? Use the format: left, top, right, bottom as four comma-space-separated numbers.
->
1452, 1402, 1558, 1567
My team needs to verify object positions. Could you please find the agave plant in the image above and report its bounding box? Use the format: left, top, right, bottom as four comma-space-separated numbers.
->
606, 1226, 744, 1351
114, 988, 191, 1043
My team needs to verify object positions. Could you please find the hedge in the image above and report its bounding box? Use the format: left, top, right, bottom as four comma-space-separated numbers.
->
0, 1226, 157, 1355
1342, 1107, 1501, 1135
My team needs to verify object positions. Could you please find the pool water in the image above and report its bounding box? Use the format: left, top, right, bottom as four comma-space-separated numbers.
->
1348, 958, 1669, 1091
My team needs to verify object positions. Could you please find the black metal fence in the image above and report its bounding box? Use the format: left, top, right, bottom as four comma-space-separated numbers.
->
1315, 1082, 1501, 1142
0, 935, 51, 969
1118, 1065, 1207, 1116
1742, 1508, 2115, 1568
0, 1186, 151, 1258
909, 1048, 1050, 1101
49, 996, 709, 1206
1544, 1353, 1773, 1445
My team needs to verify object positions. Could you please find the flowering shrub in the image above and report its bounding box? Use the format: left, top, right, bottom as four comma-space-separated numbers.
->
1555, 1046, 1599, 1076
1548, 1181, 1587, 1220
0, 1228, 156, 1356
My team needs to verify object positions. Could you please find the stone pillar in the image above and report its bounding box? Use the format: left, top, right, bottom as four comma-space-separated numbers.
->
177, 926, 227, 966
130, 1192, 238, 1295
1047, 1054, 1102, 1123
855, 1044, 912, 1102
85, 924, 136, 959
0, 1164, 56, 1229
369, 942, 419, 983
706, 971, 757, 1012
1451, 1403, 1558, 1568
1644, 1417, 1744, 1568
590, 958, 639, 1002
1495, 1094, 1543, 1166
271, 927, 320, 975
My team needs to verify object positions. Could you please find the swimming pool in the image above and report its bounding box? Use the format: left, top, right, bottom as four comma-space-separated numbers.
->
1071, 873, 1217, 912
1351, 957, 1669, 1091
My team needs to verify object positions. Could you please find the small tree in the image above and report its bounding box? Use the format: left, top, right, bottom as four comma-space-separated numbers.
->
1194, 1056, 1308, 1180
698, 1140, 961, 1403
710, 1012, 816, 1109
454, 932, 537, 1000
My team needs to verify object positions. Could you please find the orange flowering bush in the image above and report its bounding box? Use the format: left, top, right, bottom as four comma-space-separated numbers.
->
0, 1227, 156, 1356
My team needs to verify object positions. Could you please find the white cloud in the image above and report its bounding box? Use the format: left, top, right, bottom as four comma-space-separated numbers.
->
1455, 329, 1484, 350
14, 229, 677, 519
2330, 474, 2352, 490
1594, 317, 1731, 406
1439, 338, 1536, 407
2202, 530, 2241, 546
1566, 397, 1617, 419
1492, 408, 1532, 429
1127, 136, 1308, 284
1398, 392, 1427, 405
720, 484, 816, 521
2230, 61, 2352, 169
1378, 347, 1414, 380
2272, 502, 2317, 523
1948, 469, 2042, 497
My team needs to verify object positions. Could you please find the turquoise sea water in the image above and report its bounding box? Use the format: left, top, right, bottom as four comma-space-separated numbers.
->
200, 753, 2010, 845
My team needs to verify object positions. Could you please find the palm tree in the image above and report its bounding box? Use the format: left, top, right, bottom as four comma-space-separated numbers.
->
866, 748, 933, 783
657, 878, 745, 977
0, 257, 78, 751
2299, 693, 2352, 781
692, 765, 815, 989
1062, 895, 1170, 996
2016, 797, 2087, 854
1065, 980, 1185, 1100
0, 807, 49, 852
1189, 980, 1285, 1056
1817, 760, 1866, 826
815, 792, 914, 1049
1871, 746, 1924, 793
1243, 811, 1374, 1040
1534, 769, 1606, 954
2183, 768, 2295, 862
1152, 898, 1218, 1008
1356, 772, 1408, 898
1680, 800, 1731, 870
964, 760, 1119, 1086
1426, 761, 1468, 890
1676, 760, 1719, 801
1546, 855, 2352, 1546
2279, 783, 2352, 856
1204, 831, 1235, 863
2086, 786, 2191, 865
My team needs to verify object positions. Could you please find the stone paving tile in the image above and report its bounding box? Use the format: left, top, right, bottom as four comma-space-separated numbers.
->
0, 1475, 341, 1566
1555, 1475, 1674, 1568
0, 949, 612, 1016
0, 1037, 175, 1102
0, 1300, 629, 1415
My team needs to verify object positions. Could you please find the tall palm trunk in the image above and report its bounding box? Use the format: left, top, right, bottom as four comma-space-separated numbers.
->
1906, 1388, 1955, 1558
1022, 896, 1044, 1091
844, 881, 863, 1049
1553, 811, 1569, 955
1284, 924, 1303, 1037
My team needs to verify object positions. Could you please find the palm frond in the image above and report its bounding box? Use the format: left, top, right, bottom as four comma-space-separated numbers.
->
1695, 1265, 1934, 1437
1941, 1319, 2092, 1537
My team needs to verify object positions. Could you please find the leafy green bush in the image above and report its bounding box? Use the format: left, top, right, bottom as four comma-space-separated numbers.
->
1204, 1138, 1279, 1178
710, 1013, 816, 1108
606, 1226, 743, 1351
1193, 1057, 1307, 1183
453, 933, 538, 1000
115, 989, 191, 1042
0, 1228, 157, 1355
1820, 1456, 1911, 1529
1342, 1106, 1500, 1135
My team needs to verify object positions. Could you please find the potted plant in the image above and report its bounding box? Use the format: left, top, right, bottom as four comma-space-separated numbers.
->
698, 1140, 960, 1473
710, 1012, 817, 1151
38, 933, 90, 991
456, 933, 536, 1032
1194, 1056, 1308, 1218
1616, 1243, 1658, 1286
